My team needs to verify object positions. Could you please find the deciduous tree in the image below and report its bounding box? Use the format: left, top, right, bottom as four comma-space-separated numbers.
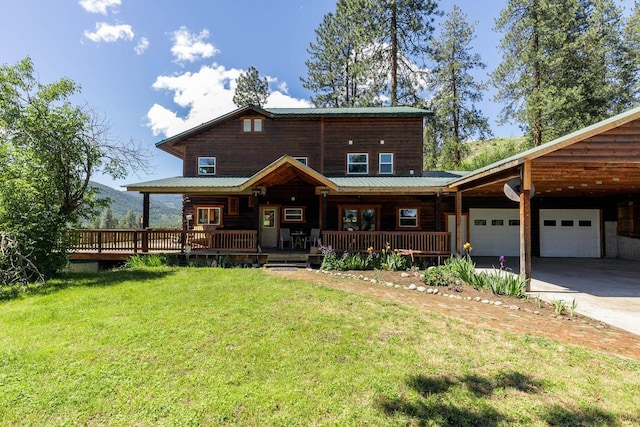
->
0, 57, 148, 279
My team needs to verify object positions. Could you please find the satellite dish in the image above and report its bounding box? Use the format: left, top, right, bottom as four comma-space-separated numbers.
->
503, 178, 535, 202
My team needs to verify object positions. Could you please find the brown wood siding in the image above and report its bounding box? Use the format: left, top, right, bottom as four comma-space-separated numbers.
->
184, 194, 255, 230
183, 117, 322, 176
181, 114, 424, 177
324, 195, 443, 232
322, 117, 424, 175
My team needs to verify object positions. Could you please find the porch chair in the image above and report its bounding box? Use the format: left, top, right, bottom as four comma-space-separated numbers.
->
280, 228, 292, 249
305, 228, 321, 248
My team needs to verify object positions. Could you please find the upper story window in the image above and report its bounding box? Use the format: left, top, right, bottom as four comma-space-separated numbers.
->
347, 153, 368, 174
242, 118, 263, 132
198, 157, 216, 175
293, 157, 308, 166
379, 153, 393, 174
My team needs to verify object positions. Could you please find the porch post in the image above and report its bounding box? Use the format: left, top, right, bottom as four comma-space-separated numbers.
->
435, 193, 441, 231
142, 192, 150, 228
321, 193, 327, 230
142, 192, 150, 252
455, 190, 462, 255
520, 162, 532, 291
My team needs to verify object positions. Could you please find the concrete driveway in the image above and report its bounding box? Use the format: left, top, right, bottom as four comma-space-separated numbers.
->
475, 257, 640, 336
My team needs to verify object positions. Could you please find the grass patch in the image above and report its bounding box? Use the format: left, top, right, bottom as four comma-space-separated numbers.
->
1, 268, 638, 425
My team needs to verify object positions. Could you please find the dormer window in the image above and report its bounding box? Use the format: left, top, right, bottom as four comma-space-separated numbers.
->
198, 157, 216, 175
242, 118, 263, 132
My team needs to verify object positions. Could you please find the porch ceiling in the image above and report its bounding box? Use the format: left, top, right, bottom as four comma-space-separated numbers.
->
249, 162, 329, 187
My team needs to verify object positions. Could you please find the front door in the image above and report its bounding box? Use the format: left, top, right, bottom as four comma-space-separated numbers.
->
260, 206, 279, 248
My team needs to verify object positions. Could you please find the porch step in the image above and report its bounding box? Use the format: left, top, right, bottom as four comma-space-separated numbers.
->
263, 262, 308, 269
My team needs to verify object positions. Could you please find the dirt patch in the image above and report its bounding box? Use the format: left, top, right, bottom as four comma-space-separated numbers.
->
265, 268, 640, 360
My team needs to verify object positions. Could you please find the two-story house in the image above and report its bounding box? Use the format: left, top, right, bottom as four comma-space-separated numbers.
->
127, 105, 459, 253
125, 104, 640, 274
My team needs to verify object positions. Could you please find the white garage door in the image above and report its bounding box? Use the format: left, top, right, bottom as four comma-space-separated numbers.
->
469, 209, 520, 256
540, 209, 600, 258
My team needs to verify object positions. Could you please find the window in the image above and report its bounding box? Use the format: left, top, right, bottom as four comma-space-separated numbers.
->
293, 157, 308, 166
491, 219, 504, 226
561, 220, 574, 227
398, 208, 419, 228
509, 219, 520, 226
340, 206, 379, 231
474, 219, 487, 226
196, 206, 223, 226
347, 153, 368, 174
283, 207, 305, 223
198, 157, 216, 175
579, 220, 592, 227
544, 220, 556, 226
379, 153, 393, 174
242, 118, 263, 132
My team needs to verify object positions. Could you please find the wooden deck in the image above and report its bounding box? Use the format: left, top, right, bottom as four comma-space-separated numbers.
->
69, 229, 450, 264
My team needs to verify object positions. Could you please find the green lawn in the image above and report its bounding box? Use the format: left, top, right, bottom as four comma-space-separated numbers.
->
1, 267, 638, 426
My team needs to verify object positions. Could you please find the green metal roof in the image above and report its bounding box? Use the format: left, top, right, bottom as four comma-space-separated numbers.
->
125, 173, 465, 194
126, 176, 249, 192
264, 106, 432, 116
328, 173, 463, 189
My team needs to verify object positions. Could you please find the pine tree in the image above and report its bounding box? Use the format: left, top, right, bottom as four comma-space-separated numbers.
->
119, 210, 139, 229
492, 0, 633, 146
426, 5, 491, 168
99, 207, 118, 229
369, 0, 440, 106
232, 66, 269, 107
625, 2, 640, 102
302, 0, 385, 107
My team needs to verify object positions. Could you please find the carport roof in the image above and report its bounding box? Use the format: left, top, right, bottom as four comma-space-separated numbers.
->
448, 105, 640, 190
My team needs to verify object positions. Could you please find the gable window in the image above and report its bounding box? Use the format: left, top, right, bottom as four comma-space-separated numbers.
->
293, 156, 308, 166
379, 153, 393, 174
339, 205, 380, 231
196, 206, 223, 226
242, 118, 263, 132
347, 153, 368, 174
198, 157, 216, 175
398, 208, 419, 228
283, 207, 305, 223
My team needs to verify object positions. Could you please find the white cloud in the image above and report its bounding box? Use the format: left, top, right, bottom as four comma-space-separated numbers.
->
134, 37, 149, 54
78, 0, 121, 15
84, 22, 134, 43
146, 64, 311, 138
170, 26, 218, 63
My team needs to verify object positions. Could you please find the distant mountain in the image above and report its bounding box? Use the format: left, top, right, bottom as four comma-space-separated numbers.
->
90, 182, 182, 228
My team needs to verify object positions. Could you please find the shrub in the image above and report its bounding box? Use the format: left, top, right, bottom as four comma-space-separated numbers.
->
422, 266, 455, 287
319, 246, 347, 271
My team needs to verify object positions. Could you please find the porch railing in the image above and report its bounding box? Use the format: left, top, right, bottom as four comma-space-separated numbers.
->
71, 229, 258, 253
321, 231, 451, 256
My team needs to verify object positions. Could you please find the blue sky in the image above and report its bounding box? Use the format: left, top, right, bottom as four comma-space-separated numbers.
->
1, 0, 636, 189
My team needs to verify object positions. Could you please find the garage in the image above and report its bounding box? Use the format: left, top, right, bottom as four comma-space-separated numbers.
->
539, 209, 601, 258
469, 208, 520, 256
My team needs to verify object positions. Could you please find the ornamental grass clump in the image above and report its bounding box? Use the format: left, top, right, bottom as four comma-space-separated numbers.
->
444, 255, 477, 287
484, 269, 526, 297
